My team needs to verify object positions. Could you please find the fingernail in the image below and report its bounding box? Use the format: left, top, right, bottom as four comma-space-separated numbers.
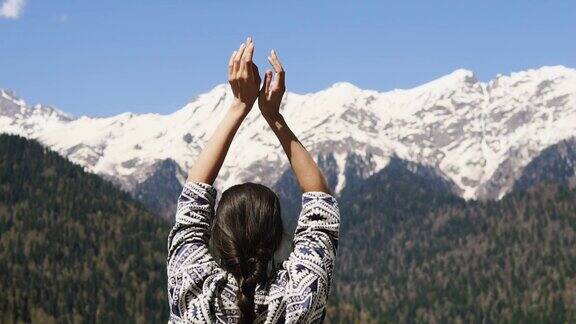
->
247, 36, 252, 43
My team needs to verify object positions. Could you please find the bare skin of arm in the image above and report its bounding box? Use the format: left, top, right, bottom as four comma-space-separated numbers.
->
258, 50, 331, 194
187, 38, 261, 184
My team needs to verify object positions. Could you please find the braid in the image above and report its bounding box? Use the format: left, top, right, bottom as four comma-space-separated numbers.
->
211, 182, 284, 324
232, 248, 273, 323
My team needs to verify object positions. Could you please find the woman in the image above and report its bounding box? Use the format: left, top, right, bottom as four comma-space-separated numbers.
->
167, 37, 340, 323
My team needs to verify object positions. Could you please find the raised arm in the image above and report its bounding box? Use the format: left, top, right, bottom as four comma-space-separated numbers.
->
167, 38, 262, 322
187, 37, 261, 184
258, 50, 331, 194
259, 50, 339, 322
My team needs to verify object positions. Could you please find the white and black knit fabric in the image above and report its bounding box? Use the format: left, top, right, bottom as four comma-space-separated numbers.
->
167, 181, 340, 323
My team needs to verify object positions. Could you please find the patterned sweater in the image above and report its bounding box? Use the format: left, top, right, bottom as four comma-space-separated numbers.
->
167, 181, 340, 323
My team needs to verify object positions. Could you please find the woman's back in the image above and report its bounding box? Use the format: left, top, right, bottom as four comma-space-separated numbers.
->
167, 181, 340, 323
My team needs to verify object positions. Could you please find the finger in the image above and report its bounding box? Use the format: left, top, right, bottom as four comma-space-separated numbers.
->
263, 69, 273, 95
242, 40, 255, 80
233, 43, 246, 75
242, 37, 255, 64
267, 55, 284, 89
252, 63, 261, 85
228, 50, 236, 78
270, 50, 285, 88
268, 49, 284, 72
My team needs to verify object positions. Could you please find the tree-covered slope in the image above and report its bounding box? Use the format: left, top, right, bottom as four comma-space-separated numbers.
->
3, 131, 576, 323
513, 137, 576, 193
327, 159, 576, 323
0, 134, 170, 323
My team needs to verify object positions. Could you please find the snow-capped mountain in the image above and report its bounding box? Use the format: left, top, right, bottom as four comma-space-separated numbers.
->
1, 89, 73, 135
1, 65, 575, 203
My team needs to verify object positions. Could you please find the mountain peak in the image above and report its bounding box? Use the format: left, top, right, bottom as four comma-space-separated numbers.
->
438, 68, 477, 85
1, 88, 25, 106
516, 65, 576, 80
328, 81, 360, 91
405, 69, 477, 95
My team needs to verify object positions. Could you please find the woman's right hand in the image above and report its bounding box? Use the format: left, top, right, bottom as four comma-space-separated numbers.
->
258, 50, 286, 120
228, 38, 261, 117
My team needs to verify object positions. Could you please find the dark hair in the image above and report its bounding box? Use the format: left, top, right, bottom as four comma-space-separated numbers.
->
212, 182, 283, 323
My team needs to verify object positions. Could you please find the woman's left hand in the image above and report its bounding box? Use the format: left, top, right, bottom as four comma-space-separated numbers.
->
228, 37, 261, 116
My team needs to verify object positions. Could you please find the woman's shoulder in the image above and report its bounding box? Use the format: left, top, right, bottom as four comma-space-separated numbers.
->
301, 190, 339, 209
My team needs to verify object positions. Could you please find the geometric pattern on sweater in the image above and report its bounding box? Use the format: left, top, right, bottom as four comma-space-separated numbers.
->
167, 181, 340, 323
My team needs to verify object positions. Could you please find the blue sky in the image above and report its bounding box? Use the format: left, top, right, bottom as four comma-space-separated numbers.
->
1, 1, 575, 116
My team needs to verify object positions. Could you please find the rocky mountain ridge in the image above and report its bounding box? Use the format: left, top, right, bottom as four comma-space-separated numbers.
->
1, 66, 575, 206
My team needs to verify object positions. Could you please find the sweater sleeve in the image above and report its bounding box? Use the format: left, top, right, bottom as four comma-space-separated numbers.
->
282, 191, 340, 323
167, 180, 217, 257
166, 180, 219, 321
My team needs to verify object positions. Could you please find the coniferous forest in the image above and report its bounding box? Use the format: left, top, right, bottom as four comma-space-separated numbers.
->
1, 134, 576, 323
327, 159, 576, 323
0, 134, 170, 323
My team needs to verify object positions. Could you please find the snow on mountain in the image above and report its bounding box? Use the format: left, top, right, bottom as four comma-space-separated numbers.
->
1, 65, 575, 200
0, 89, 73, 136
